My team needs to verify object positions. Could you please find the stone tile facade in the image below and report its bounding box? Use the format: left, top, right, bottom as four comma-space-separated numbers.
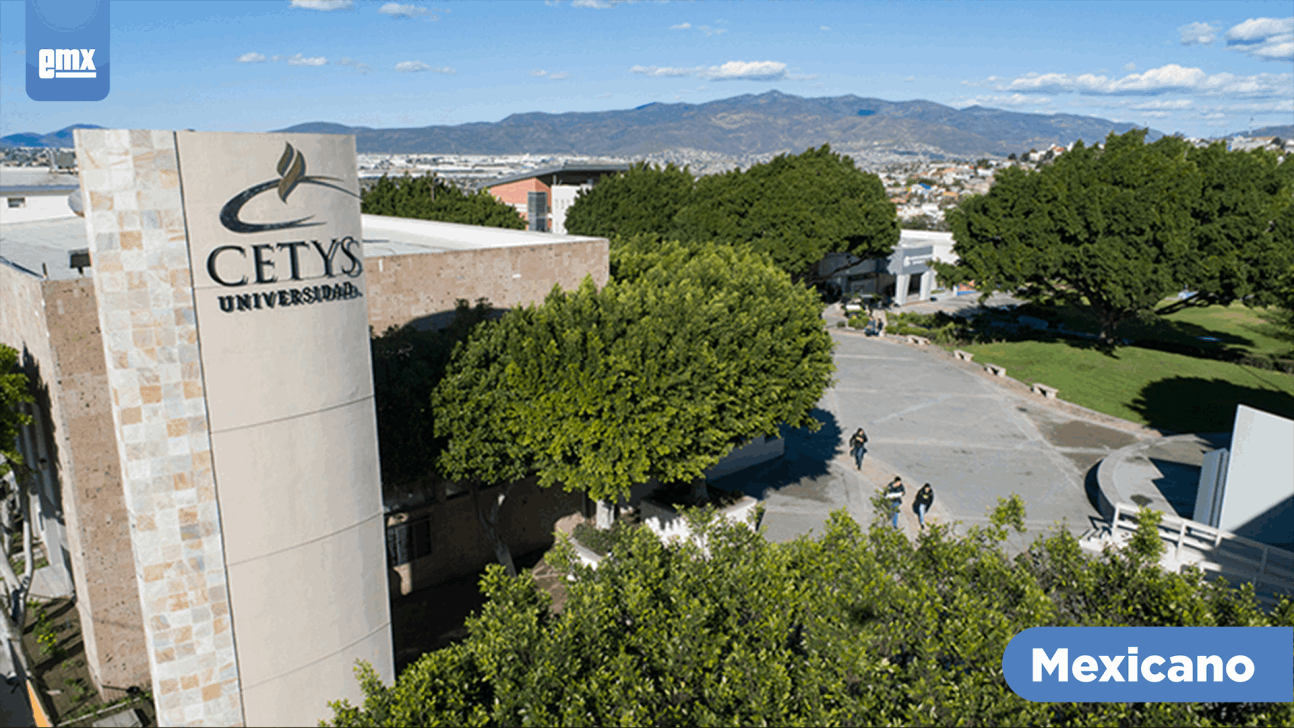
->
76, 129, 244, 726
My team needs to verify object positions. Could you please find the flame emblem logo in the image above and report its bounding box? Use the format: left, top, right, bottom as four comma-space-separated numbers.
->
219, 142, 360, 234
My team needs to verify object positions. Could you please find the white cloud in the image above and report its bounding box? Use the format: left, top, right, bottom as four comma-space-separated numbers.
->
1080, 98, 1195, 110
395, 60, 454, 73
274, 53, 328, 66
821, 25, 830, 31
290, 0, 352, 10
236, 52, 267, 63
903, 76, 915, 82
338, 57, 373, 73
697, 25, 727, 36
671, 22, 691, 29
630, 65, 694, 77
960, 75, 999, 88
1178, 21, 1219, 46
379, 3, 437, 19
1123, 62, 1136, 72
1224, 17, 1294, 60
529, 70, 569, 79
700, 60, 786, 81
1001, 63, 1292, 97
962, 93, 1053, 108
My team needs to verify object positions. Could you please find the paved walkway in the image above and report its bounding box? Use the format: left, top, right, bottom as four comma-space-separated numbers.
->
714, 328, 1164, 546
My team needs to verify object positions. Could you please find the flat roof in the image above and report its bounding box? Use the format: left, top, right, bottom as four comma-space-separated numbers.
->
360, 214, 605, 256
0, 168, 80, 195
0, 214, 606, 280
0, 215, 91, 281
479, 162, 630, 189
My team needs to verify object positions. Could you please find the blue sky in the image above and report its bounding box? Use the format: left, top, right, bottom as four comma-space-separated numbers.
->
1, 0, 1291, 140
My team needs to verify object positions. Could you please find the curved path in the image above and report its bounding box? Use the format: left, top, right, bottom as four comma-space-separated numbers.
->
716, 328, 1164, 546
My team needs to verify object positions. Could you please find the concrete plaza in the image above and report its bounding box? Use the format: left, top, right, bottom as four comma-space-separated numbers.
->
715, 327, 1166, 547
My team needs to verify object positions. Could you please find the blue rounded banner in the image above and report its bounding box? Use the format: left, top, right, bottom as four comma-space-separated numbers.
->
1003, 627, 1293, 703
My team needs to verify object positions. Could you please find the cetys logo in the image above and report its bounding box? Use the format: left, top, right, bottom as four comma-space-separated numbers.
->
1002, 627, 1293, 703
219, 143, 361, 234
26, 0, 109, 101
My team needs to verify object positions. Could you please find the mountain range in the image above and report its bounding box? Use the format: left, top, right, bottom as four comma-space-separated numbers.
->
5, 92, 1291, 159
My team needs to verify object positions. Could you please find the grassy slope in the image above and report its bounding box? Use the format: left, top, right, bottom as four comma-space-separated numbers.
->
956, 339, 1294, 434
936, 300, 1294, 433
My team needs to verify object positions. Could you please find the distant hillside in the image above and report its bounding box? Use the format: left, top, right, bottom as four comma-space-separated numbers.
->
1246, 124, 1294, 139
0, 124, 103, 148
273, 90, 1162, 159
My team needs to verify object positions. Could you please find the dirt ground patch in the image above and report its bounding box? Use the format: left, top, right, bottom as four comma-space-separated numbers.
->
1044, 420, 1140, 449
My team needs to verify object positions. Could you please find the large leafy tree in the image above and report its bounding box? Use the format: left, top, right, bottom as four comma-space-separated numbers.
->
431, 240, 835, 572
563, 162, 695, 239
327, 498, 1294, 727
362, 174, 527, 229
940, 130, 1294, 342
507, 240, 835, 502
1161, 141, 1294, 315
672, 144, 900, 280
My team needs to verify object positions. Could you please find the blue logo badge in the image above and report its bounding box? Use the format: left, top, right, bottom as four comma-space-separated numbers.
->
26, 0, 110, 102
1003, 627, 1293, 703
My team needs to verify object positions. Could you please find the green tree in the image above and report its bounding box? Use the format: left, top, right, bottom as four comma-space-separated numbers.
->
0, 344, 32, 479
563, 162, 695, 238
673, 145, 899, 280
362, 174, 526, 229
1156, 142, 1294, 315
327, 498, 1294, 727
431, 241, 835, 570
939, 130, 1204, 342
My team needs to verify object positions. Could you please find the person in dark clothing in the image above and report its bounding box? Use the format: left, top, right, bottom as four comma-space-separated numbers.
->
885, 476, 905, 529
849, 428, 868, 470
914, 483, 935, 529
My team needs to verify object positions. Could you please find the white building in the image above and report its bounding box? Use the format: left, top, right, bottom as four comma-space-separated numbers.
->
0, 168, 80, 224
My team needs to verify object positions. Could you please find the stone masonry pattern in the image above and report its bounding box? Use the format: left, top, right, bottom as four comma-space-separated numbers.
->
76, 129, 245, 726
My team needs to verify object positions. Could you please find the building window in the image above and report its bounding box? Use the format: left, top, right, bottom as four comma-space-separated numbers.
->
386, 514, 433, 567
6, 197, 26, 209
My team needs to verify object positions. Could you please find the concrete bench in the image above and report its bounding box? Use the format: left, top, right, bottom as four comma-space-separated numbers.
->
984, 363, 1006, 377
906, 335, 930, 346
1031, 382, 1059, 399
953, 349, 974, 362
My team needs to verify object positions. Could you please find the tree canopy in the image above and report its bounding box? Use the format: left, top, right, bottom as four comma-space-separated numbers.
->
673, 145, 900, 279
563, 162, 695, 239
562, 145, 900, 280
327, 498, 1294, 727
433, 239, 836, 505
362, 174, 527, 229
938, 130, 1294, 342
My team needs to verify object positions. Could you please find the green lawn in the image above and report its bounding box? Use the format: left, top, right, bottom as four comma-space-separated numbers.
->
956, 339, 1294, 434
1015, 299, 1294, 359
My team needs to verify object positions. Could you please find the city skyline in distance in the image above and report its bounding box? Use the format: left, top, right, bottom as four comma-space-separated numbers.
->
0, 0, 1290, 140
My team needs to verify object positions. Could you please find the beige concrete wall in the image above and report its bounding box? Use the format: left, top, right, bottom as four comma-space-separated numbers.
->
173, 130, 392, 727
391, 477, 584, 595
365, 239, 609, 334
0, 265, 149, 693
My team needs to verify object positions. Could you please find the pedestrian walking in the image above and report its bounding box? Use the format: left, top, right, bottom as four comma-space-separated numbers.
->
849, 428, 868, 470
885, 476, 905, 529
914, 483, 935, 530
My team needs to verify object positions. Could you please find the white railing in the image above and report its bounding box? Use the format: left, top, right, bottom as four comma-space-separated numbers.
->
1108, 502, 1294, 598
